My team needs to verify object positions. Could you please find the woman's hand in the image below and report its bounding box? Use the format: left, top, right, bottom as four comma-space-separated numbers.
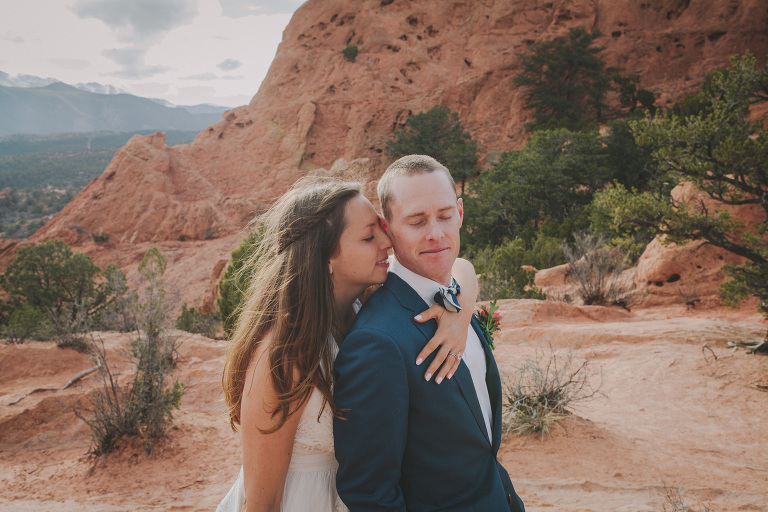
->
414, 304, 472, 383
413, 258, 479, 384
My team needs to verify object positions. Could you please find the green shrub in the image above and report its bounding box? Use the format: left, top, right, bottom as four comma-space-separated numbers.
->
175, 302, 220, 338
218, 229, 263, 338
92, 264, 137, 333
462, 129, 607, 252
0, 239, 110, 342
1, 304, 50, 343
473, 238, 552, 300
75, 248, 185, 456
342, 45, 358, 62
91, 231, 110, 243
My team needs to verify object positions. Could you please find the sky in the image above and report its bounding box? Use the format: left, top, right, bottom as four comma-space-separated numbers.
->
0, 0, 305, 107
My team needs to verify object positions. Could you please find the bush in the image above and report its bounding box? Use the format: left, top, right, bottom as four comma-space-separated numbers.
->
562, 233, 634, 308
218, 229, 263, 338
1, 304, 50, 343
175, 302, 220, 338
462, 129, 608, 252
93, 264, 137, 333
75, 337, 184, 456
503, 344, 602, 436
91, 231, 110, 243
56, 334, 92, 353
0, 239, 110, 342
342, 45, 358, 62
473, 238, 552, 300
74, 248, 185, 456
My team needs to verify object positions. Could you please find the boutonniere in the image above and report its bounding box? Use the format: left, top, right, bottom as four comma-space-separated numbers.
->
476, 300, 501, 350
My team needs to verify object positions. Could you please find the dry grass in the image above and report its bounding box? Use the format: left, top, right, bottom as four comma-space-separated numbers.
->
502, 343, 602, 436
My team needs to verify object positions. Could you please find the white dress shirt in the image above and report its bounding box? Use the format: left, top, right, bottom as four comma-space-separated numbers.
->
389, 257, 493, 441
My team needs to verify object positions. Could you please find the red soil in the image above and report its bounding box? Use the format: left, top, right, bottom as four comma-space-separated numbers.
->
1, 301, 766, 511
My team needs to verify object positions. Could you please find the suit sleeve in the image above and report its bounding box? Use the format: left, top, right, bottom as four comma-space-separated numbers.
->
333, 328, 409, 512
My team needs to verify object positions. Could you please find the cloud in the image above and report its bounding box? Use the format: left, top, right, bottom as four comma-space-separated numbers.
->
72, 0, 197, 43
218, 0, 304, 17
103, 47, 169, 78
47, 58, 91, 70
217, 58, 241, 71
2, 31, 25, 44
182, 72, 218, 80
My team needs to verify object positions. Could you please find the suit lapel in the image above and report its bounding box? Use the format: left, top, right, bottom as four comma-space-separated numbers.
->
472, 317, 503, 452
383, 274, 492, 446
453, 362, 492, 446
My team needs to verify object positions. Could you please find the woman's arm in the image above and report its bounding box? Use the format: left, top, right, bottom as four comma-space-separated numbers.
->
414, 257, 479, 384
240, 336, 305, 511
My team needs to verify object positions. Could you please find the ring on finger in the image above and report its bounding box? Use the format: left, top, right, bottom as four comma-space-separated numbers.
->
448, 351, 458, 359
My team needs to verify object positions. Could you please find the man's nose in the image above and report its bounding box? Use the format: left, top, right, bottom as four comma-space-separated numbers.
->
424, 219, 443, 240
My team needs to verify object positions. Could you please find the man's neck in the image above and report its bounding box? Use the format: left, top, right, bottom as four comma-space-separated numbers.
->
389, 257, 454, 306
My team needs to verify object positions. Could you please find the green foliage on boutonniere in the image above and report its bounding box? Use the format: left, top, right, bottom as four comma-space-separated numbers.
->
476, 299, 501, 350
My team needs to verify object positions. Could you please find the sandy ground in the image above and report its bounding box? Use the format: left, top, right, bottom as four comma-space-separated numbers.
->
0, 300, 766, 512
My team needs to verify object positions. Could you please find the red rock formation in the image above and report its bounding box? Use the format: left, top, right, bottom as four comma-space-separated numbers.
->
536, 180, 767, 307
14, 0, 768, 309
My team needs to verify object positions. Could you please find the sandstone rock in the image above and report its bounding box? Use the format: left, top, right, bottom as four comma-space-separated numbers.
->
537, 181, 767, 308
13, 0, 767, 310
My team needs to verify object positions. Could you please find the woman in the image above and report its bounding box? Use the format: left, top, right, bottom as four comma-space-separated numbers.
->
218, 177, 479, 511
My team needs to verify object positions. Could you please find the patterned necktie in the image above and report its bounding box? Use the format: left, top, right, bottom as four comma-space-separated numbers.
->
434, 278, 461, 312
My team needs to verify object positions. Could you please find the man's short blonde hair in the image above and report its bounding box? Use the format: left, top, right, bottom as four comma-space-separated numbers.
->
377, 155, 456, 220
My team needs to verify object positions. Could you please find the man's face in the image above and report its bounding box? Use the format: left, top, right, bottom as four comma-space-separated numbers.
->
383, 171, 463, 286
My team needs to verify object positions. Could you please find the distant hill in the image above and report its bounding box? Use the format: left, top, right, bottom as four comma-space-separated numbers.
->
0, 130, 201, 239
0, 130, 201, 189
0, 82, 228, 136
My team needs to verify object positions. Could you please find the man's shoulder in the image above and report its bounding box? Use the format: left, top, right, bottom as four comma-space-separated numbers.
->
351, 283, 401, 330
349, 275, 419, 333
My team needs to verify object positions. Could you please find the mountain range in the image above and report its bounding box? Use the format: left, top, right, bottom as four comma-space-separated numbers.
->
0, 77, 230, 136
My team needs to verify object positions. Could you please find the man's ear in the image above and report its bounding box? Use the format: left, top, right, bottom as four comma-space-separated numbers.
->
457, 198, 464, 226
378, 214, 388, 233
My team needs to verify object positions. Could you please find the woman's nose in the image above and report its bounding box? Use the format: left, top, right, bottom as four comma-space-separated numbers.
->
379, 232, 392, 250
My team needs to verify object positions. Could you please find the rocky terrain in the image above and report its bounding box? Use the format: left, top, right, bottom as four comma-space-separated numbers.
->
0, 0, 764, 312
1, 300, 766, 511
1, 1, 767, 509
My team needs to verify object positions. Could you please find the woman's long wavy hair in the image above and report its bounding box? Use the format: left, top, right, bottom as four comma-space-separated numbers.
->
222, 177, 362, 433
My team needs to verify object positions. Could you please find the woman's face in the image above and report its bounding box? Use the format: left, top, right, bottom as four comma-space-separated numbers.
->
329, 194, 392, 301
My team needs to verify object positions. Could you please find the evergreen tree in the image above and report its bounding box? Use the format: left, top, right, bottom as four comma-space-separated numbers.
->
463, 129, 610, 251
596, 53, 768, 351
1, 239, 109, 340
385, 106, 478, 192
513, 28, 612, 131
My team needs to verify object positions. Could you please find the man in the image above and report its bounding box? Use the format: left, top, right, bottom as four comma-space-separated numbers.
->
333, 155, 525, 511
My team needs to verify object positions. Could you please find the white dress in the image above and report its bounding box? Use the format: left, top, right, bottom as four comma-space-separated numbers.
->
217, 326, 354, 512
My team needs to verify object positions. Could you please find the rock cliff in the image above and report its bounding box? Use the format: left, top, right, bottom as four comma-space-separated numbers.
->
20, 0, 768, 309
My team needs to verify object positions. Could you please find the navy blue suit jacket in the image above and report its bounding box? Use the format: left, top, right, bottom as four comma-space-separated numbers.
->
334, 273, 524, 512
